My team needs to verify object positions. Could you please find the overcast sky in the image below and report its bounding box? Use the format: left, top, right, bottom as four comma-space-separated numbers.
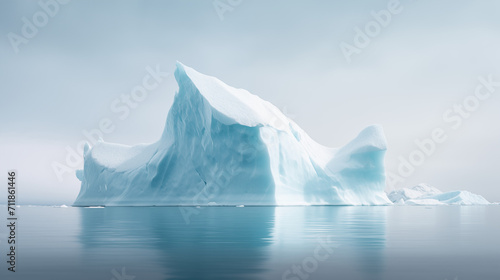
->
1, 0, 499, 204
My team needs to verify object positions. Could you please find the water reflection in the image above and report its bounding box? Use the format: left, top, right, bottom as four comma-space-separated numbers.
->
268, 206, 387, 280
78, 206, 387, 280
79, 207, 275, 279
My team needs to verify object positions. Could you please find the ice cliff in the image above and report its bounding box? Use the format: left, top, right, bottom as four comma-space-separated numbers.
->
74, 62, 391, 206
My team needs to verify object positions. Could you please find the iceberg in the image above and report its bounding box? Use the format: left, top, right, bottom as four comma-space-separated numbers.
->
387, 184, 490, 205
74, 62, 391, 206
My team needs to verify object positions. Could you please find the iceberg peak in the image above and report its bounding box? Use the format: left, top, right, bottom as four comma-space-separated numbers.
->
173, 62, 290, 129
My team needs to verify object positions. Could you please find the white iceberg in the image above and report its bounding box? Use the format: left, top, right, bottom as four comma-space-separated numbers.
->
387, 184, 490, 205
74, 62, 391, 206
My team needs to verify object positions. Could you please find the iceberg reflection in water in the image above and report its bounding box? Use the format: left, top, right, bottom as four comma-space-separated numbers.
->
78, 206, 387, 280
2, 206, 499, 280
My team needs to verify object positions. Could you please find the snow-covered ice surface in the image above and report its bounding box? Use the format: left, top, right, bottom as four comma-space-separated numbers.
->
74, 62, 392, 206
387, 184, 490, 205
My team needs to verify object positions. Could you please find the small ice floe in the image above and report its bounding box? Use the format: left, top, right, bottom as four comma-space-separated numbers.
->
236, 205, 245, 208
387, 184, 490, 205
86, 206, 105, 208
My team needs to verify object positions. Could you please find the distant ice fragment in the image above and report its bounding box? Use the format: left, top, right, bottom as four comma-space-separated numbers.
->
387, 184, 490, 205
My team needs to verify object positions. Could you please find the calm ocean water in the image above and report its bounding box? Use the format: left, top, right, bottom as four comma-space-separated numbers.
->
0, 205, 499, 280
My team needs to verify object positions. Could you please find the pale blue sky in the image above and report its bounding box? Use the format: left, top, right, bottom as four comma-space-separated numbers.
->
1, 0, 499, 204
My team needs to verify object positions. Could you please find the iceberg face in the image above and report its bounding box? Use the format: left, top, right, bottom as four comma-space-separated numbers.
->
387, 184, 490, 205
74, 62, 391, 206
